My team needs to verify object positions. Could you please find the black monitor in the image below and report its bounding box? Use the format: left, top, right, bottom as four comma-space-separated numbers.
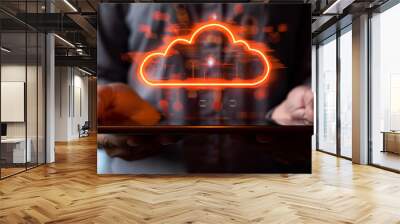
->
1, 123, 7, 137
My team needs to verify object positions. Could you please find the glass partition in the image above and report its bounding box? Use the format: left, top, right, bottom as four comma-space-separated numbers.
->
37, 32, 45, 165
0, 1, 46, 179
1, 30, 28, 177
317, 35, 337, 154
27, 30, 38, 169
26, 1, 42, 168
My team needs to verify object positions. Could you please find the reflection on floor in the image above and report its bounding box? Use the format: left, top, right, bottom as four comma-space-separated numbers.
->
0, 162, 43, 178
0, 135, 400, 223
373, 150, 400, 171
0, 167, 25, 177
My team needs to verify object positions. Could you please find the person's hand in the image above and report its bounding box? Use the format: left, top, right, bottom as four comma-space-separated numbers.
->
270, 85, 313, 125
97, 83, 161, 125
97, 134, 162, 160
97, 83, 163, 160
97, 134, 182, 161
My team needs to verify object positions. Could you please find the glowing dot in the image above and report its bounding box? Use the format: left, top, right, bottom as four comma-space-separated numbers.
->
212, 14, 217, 20
278, 24, 288, 33
159, 99, 169, 112
207, 57, 215, 67
173, 101, 183, 111
254, 88, 267, 100
213, 100, 222, 111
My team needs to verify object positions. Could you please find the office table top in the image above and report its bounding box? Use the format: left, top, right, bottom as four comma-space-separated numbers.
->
1, 138, 28, 143
381, 131, 400, 134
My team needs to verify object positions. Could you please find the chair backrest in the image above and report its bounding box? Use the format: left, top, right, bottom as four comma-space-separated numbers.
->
82, 121, 90, 129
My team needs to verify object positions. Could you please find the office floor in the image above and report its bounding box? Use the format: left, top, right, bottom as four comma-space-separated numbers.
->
0, 136, 400, 223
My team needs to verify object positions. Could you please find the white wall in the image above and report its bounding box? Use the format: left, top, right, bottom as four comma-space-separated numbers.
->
1, 63, 46, 164
1, 65, 25, 130
55, 66, 69, 141
1, 65, 40, 138
54, 67, 89, 141
1, 65, 26, 139
73, 73, 89, 137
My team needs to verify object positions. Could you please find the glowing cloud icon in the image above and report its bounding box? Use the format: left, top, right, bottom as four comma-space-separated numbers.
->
138, 22, 271, 88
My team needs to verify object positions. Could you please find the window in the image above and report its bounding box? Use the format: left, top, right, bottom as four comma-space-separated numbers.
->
370, 3, 400, 171
339, 28, 352, 158
317, 36, 337, 154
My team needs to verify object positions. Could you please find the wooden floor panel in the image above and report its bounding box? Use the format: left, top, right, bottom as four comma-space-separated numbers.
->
1, 136, 400, 223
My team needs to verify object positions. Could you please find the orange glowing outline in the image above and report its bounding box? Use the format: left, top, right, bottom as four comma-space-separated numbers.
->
138, 22, 271, 88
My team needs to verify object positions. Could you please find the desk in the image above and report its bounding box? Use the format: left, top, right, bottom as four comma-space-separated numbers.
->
382, 131, 400, 154
1, 138, 31, 163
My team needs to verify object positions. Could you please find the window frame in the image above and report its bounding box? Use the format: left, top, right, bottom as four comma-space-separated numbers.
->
315, 23, 353, 160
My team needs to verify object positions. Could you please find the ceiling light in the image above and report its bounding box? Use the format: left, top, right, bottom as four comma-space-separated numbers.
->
322, 0, 354, 15
54, 34, 75, 48
1, 47, 11, 53
78, 67, 92, 76
323, 0, 341, 14
63, 0, 78, 12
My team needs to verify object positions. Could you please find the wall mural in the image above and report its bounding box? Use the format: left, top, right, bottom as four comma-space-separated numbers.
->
97, 3, 312, 174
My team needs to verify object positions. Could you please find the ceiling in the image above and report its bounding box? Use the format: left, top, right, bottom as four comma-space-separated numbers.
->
0, 0, 389, 74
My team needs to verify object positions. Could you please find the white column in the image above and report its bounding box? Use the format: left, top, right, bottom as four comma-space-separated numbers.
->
46, 32, 55, 163
352, 14, 369, 164
45, 0, 56, 163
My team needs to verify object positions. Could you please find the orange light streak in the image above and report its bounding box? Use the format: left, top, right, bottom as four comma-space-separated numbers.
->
138, 22, 271, 88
